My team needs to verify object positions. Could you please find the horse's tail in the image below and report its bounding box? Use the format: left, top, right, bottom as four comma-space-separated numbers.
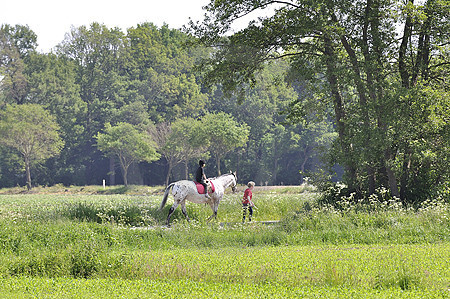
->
159, 183, 175, 210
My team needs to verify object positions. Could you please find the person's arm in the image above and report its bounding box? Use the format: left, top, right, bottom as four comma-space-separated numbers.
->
242, 189, 248, 203
248, 190, 254, 206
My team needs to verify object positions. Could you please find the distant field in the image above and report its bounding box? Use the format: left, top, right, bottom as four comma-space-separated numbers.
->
0, 186, 448, 298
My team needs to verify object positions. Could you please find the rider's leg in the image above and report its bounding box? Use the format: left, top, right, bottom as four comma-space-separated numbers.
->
201, 181, 211, 199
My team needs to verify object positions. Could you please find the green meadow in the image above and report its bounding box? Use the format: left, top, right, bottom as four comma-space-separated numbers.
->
0, 186, 448, 298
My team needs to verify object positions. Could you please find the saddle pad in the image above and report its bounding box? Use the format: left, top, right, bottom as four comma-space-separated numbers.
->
194, 181, 215, 194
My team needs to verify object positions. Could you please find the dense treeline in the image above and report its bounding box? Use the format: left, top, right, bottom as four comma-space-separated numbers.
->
0, 22, 332, 189
1, 0, 449, 207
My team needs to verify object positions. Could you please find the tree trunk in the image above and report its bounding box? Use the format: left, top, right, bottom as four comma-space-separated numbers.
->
385, 150, 400, 198
24, 156, 32, 190
119, 156, 128, 187
338, 18, 376, 195
216, 156, 221, 176
399, 0, 414, 88
165, 161, 173, 187
273, 157, 278, 185
272, 142, 278, 184
300, 158, 308, 184
109, 156, 115, 186
367, 166, 376, 195
122, 167, 128, 187
184, 160, 189, 180
323, 35, 358, 190
400, 150, 412, 204
236, 151, 240, 183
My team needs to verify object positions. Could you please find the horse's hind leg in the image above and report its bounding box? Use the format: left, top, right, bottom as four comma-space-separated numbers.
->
181, 201, 190, 222
166, 201, 179, 226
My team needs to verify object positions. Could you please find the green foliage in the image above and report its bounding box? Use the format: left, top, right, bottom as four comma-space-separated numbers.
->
0, 19, 338, 188
151, 118, 208, 184
0, 104, 63, 160
0, 191, 448, 297
0, 277, 448, 298
127, 23, 207, 122
200, 112, 249, 175
96, 122, 160, 186
96, 123, 159, 163
0, 104, 63, 189
191, 0, 450, 204
1, 10, 448, 204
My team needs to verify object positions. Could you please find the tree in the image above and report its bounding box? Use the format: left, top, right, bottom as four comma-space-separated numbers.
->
200, 112, 249, 175
287, 122, 337, 184
24, 52, 87, 185
95, 122, 160, 186
126, 23, 208, 123
0, 104, 63, 190
57, 23, 129, 184
170, 118, 208, 180
207, 60, 323, 185
190, 0, 450, 203
0, 24, 37, 105
149, 122, 182, 186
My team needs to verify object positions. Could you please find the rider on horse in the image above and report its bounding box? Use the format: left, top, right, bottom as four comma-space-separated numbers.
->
195, 160, 211, 199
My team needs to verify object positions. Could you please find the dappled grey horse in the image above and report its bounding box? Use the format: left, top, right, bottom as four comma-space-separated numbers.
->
159, 172, 237, 226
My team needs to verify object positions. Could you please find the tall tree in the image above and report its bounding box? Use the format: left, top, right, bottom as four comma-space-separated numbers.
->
96, 122, 160, 186
150, 119, 207, 185
0, 24, 37, 105
171, 118, 208, 180
190, 0, 450, 203
150, 122, 182, 186
24, 52, 87, 185
57, 22, 129, 183
127, 23, 208, 122
200, 112, 249, 175
0, 104, 63, 190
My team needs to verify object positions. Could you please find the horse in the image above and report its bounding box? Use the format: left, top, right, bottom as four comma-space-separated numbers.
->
159, 172, 237, 226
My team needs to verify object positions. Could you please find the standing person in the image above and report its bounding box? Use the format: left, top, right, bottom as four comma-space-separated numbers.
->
242, 181, 255, 223
195, 160, 210, 199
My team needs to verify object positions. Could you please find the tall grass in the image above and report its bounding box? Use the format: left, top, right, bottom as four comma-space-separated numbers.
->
0, 189, 448, 296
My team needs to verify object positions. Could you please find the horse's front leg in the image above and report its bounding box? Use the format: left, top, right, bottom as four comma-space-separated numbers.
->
206, 199, 218, 222
206, 211, 217, 222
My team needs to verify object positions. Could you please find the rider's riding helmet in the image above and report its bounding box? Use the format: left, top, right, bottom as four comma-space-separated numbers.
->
199, 160, 205, 167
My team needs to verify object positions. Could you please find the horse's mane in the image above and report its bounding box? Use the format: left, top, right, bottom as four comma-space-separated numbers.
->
209, 172, 235, 180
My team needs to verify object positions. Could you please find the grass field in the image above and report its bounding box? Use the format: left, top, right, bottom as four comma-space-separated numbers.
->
0, 185, 448, 298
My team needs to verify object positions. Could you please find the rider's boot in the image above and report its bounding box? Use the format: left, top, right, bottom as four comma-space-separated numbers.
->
204, 183, 211, 200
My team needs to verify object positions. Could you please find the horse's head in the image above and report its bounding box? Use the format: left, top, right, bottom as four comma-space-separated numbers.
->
230, 171, 237, 193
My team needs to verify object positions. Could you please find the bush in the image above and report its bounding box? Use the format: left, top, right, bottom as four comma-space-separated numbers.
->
70, 241, 102, 278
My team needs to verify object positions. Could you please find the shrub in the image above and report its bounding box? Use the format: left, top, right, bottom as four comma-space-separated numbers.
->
69, 241, 102, 278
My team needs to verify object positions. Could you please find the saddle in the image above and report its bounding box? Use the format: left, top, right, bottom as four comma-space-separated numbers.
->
194, 180, 215, 194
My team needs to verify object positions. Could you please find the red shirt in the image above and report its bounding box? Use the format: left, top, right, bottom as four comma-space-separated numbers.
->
242, 188, 253, 204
